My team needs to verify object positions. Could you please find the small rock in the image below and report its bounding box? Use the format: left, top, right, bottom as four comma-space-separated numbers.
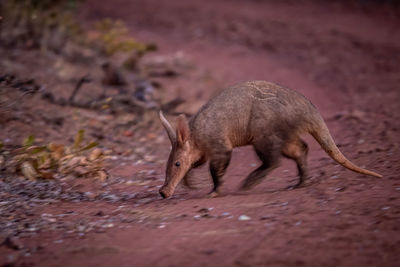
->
198, 207, 213, 213
84, 192, 95, 200
44, 217, 56, 223
220, 212, 231, 218
238, 215, 251, 221
95, 211, 105, 217
260, 215, 273, 220
103, 194, 120, 202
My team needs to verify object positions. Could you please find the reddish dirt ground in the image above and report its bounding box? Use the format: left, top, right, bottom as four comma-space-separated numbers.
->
1, 0, 400, 266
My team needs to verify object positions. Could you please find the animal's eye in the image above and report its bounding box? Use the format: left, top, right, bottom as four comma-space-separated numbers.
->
175, 161, 181, 167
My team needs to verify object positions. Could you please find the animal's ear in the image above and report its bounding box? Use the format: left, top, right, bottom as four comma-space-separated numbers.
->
159, 111, 176, 144
176, 114, 190, 145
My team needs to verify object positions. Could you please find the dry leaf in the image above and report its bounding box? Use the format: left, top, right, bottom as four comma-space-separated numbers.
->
39, 170, 54, 179
48, 143, 65, 160
64, 156, 83, 170
97, 170, 108, 182
59, 154, 74, 162
21, 161, 38, 180
0, 155, 4, 168
89, 148, 102, 161
73, 166, 89, 177
37, 153, 51, 169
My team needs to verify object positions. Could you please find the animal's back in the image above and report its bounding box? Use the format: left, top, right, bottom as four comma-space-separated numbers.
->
190, 81, 319, 149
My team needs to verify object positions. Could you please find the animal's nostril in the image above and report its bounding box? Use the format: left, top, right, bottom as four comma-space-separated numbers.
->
159, 190, 167, 199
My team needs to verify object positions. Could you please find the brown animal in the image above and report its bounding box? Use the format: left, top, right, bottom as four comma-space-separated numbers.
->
159, 81, 382, 198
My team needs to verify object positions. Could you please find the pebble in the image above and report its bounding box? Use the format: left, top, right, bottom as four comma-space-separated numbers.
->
335, 187, 345, 192
220, 212, 230, 217
260, 215, 273, 220
198, 207, 213, 213
238, 215, 251, 221
95, 211, 105, 217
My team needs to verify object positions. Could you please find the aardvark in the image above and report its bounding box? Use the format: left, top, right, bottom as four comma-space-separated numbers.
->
158, 81, 382, 198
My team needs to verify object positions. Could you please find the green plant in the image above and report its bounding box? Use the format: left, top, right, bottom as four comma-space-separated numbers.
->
92, 18, 157, 55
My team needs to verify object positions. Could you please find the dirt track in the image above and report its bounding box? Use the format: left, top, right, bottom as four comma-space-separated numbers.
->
1, 0, 400, 266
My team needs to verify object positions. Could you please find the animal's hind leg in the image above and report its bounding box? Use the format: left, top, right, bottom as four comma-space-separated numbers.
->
209, 150, 232, 197
239, 145, 280, 191
282, 138, 309, 188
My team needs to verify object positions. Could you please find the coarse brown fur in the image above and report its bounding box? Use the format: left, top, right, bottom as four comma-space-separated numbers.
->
159, 81, 382, 198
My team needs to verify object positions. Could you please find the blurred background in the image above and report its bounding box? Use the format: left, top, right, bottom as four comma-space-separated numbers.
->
0, 0, 399, 266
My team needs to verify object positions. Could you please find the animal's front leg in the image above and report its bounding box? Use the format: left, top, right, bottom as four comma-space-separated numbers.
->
182, 171, 197, 189
182, 156, 208, 189
209, 150, 232, 197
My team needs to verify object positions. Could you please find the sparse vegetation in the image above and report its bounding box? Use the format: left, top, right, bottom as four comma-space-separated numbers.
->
0, 0, 156, 57
90, 18, 157, 56
0, 0, 84, 51
1, 131, 108, 181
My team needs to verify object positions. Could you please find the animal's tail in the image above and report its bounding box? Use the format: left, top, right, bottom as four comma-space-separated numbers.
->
308, 114, 382, 178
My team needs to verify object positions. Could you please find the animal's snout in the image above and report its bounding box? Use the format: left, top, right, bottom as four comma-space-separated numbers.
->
159, 186, 171, 199
159, 189, 167, 199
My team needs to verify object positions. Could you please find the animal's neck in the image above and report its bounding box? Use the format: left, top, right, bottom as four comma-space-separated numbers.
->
189, 140, 205, 163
